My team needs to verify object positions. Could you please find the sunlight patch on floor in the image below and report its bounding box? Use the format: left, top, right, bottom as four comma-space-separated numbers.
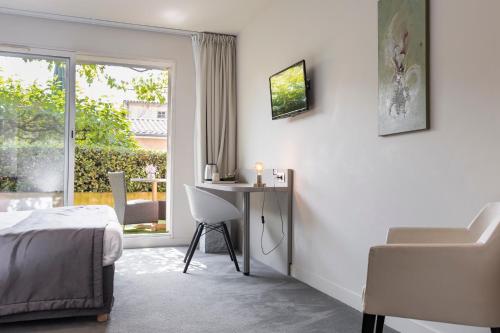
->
115, 247, 207, 275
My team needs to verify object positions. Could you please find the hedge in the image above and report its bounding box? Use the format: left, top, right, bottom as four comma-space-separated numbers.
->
75, 146, 166, 192
0, 146, 167, 193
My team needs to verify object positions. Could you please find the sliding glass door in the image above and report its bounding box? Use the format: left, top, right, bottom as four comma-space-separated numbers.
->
0, 52, 70, 211
74, 60, 170, 235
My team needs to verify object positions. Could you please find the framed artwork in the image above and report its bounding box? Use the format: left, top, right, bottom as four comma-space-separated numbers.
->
378, 0, 428, 136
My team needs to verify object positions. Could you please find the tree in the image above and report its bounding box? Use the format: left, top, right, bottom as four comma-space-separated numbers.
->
76, 63, 169, 103
0, 75, 138, 148
75, 96, 138, 148
0, 60, 168, 148
0, 76, 66, 145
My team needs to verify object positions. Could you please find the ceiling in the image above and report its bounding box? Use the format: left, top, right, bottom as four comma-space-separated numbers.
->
0, 0, 272, 35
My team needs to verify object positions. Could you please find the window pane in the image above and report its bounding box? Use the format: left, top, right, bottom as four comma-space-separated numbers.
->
0, 53, 68, 211
74, 62, 169, 234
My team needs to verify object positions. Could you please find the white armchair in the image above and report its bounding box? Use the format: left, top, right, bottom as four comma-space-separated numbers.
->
362, 203, 500, 333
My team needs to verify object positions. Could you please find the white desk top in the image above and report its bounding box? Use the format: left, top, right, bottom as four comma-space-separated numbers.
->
196, 182, 289, 193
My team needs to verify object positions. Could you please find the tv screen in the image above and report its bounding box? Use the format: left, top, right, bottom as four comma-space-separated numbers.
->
269, 60, 309, 120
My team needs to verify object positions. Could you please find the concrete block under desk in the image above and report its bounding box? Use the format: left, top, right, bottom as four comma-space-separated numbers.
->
199, 222, 237, 253
195, 188, 239, 254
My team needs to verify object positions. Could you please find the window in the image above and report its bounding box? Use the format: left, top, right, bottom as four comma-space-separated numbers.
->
75, 61, 170, 235
0, 52, 69, 210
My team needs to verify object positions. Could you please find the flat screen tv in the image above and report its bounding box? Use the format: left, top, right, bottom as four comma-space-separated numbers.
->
269, 60, 309, 120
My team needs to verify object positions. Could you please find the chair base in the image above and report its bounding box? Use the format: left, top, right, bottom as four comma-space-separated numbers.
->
362, 313, 384, 333
363, 314, 500, 333
183, 222, 239, 273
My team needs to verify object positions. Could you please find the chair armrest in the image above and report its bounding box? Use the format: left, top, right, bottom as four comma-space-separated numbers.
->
386, 227, 472, 244
363, 243, 497, 326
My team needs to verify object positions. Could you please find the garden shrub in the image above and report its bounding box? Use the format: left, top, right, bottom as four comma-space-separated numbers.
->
0, 146, 166, 193
74, 146, 166, 192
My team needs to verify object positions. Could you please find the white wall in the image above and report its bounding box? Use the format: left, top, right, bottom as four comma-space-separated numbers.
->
0, 13, 196, 243
237, 1, 500, 332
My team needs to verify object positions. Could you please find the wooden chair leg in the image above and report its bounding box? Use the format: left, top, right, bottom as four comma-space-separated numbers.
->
222, 222, 239, 272
375, 315, 385, 333
184, 224, 201, 263
183, 224, 204, 273
96, 313, 109, 322
220, 224, 234, 262
362, 313, 376, 333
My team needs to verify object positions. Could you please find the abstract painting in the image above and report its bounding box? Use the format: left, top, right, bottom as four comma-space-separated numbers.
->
378, 0, 428, 136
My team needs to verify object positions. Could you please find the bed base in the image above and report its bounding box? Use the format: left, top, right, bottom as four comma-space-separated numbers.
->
0, 264, 115, 324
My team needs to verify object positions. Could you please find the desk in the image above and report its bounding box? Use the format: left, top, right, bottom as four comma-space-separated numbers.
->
197, 170, 293, 276
130, 178, 166, 201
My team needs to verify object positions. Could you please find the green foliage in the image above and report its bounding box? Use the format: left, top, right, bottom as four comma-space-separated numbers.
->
77, 64, 168, 104
0, 59, 169, 193
77, 63, 105, 86
0, 145, 166, 192
0, 62, 138, 148
75, 96, 138, 148
0, 76, 66, 144
132, 72, 169, 104
74, 146, 166, 192
270, 65, 307, 117
0, 60, 169, 148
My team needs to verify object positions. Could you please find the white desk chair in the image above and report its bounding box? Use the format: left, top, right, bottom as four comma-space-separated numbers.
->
183, 185, 242, 273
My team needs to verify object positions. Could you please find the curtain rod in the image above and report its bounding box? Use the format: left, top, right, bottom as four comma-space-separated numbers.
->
0, 6, 207, 37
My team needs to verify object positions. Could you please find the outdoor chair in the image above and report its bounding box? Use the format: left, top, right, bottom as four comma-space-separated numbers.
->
108, 171, 159, 226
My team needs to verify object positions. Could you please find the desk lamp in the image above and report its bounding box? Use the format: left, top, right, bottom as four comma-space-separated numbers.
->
254, 162, 266, 187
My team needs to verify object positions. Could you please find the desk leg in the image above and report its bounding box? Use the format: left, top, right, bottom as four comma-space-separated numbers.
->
287, 190, 293, 276
243, 192, 250, 276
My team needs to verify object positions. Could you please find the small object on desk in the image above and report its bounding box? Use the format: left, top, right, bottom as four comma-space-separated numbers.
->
254, 162, 266, 188
212, 172, 220, 182
204, 164, 218, 181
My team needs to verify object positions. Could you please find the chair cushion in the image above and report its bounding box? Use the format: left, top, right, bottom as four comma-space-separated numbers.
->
127, 199, 152, 205
124, 200, 158, 225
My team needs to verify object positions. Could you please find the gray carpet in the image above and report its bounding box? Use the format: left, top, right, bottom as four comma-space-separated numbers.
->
0, 247, 397, 333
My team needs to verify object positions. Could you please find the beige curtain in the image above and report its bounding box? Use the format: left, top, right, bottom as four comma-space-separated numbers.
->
192, 32, 237, 182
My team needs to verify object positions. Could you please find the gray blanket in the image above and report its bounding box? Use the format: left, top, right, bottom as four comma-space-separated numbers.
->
0, 206, 109, 317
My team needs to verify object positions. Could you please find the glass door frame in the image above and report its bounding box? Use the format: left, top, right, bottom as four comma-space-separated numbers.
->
0, 44, 177, 246
75, 54, 176, 244
0, 45, 76, 207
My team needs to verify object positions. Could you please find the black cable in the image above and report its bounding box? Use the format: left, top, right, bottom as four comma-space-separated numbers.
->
260, 184, 285, 255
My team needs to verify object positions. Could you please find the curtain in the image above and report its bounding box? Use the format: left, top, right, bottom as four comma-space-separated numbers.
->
192, 32, 237, 183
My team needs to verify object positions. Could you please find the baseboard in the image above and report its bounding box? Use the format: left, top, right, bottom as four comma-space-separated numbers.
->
292, 265, 362, 310
291, 266, 442, 333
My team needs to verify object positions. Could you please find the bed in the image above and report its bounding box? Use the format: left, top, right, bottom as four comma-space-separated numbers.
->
0, 205, 123, 324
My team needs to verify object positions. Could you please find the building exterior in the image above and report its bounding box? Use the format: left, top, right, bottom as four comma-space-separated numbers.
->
124, 101, 167, 151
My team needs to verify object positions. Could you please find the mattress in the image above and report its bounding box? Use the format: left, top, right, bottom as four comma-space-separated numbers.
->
0, 205, 123, 266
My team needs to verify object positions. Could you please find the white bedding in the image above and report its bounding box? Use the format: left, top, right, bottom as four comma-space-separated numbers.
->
0, 205, 123, 266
